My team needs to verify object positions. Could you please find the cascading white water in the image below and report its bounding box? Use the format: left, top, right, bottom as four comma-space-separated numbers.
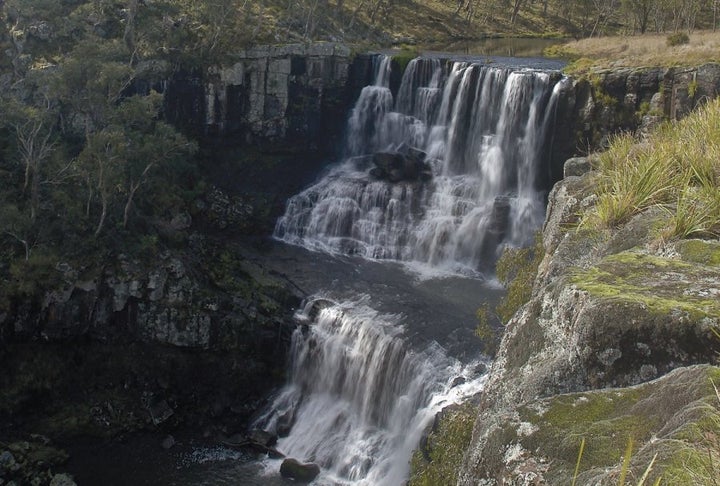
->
255, 297, 487, 486
257, 54, 566, 485
274, 55, 564, 274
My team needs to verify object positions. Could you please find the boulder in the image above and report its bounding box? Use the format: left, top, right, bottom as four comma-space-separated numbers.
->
280, 458, 321, 483
149, 399, 174, 426
248, 429, 277, 448
370, 148, 431, 183
562, 156, 592, 178
161, 435, 176, 450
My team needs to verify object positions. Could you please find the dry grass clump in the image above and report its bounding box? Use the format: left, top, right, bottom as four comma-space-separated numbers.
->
587, 98, 720, 239
549, 31, 720, 73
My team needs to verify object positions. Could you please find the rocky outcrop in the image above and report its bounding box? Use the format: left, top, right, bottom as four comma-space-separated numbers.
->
163, 43, 366, 154
457, 162, 720, 485
550, 63, 720, 184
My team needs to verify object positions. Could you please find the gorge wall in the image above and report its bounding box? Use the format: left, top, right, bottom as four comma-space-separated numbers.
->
446, 65, 720, 485
4, 42, 720, 484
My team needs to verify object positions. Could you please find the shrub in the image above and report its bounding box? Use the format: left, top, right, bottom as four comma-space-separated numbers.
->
495, 234, 544, 324
667, 32, 690, 47
392, 46, 419, 74
409, 403, 477, 486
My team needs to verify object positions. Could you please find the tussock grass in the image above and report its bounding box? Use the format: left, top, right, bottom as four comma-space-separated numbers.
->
549, 31, 720, 73
587, 98, 720, 239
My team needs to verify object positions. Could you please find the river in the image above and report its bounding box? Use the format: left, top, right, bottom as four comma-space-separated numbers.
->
66, 52, 565, 485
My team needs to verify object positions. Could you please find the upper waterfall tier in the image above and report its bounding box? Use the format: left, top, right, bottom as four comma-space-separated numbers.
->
275, 56, 567, 274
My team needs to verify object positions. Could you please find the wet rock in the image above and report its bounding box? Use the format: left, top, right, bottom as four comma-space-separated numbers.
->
563, 157, 592, 178
370, 149, 430, 183
450, 376, 466, 388
303, 298, 335, 324
161, 435, 176, 450
276, 409, 295, 438
280, 458, 321, 483
248, 429, 277, 448
149, 400, 174, 426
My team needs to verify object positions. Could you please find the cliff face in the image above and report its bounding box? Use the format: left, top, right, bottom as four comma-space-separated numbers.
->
457, 161, 720, 484
162, 43, 370, 154
550, 63, 720, 182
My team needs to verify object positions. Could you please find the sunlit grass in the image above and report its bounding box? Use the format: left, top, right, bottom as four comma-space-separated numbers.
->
548, 31, 720, 73
586, 98, 720, 239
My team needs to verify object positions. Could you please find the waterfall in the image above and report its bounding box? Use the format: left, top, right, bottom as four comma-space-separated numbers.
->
255, 298, 487, 486
274, 56, 564, 274
258, 54, 565, 485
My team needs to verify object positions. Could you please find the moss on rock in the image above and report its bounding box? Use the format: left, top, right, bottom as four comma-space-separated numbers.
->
570, 250, 720, 320
676, 239, 720, 266
510, 365, 720, 484
409, 403, 476, 486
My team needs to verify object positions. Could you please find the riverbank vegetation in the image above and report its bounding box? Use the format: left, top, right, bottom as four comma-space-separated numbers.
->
586, 98, 720, 239
548, 30, 720, 74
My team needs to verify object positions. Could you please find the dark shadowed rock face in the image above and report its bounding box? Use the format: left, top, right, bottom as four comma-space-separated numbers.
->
162, 43, 363, 155
0, 232, 302, 445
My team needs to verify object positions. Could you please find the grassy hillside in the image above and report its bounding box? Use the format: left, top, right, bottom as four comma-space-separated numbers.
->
547, 31, 720, 73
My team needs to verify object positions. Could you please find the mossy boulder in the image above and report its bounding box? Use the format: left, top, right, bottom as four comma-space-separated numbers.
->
468, 365, 720, 485
458, 169, 720, 485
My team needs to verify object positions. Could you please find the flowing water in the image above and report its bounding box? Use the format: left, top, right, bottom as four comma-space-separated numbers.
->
66, 55, 566, 485
275, 55, 566, 274
245, 55, 566, 485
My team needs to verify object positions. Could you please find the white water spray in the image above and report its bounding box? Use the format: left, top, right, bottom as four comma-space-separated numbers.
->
275, 56, 564, 274
255, 298, 488, 485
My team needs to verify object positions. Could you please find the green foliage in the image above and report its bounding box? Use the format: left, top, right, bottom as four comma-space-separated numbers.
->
474, 303, 500, 356
5, 250, 63, 301
495, 235, 544, 324
543, 44, 581, 61
666, 32, 690, 47
409, 403, 476, 486
564, 57, 599, 76
392, 47, 419, 74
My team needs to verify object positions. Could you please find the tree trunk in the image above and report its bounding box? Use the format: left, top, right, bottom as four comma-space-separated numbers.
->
95, 195, 107, 237
348, 0, 368, 29
124, 0, 139, 65
510, 0, 524, 24
123, 182, 140, 229
30, 163, 39, 222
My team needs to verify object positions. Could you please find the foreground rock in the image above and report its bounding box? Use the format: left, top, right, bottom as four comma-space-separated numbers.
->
280, 458, 321, 483
455, 165, 720, 484
0, 441, 75, 486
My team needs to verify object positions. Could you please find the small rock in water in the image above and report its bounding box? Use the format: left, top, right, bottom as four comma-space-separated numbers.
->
451, 376, 466, 388
161, 435, 176, 450
0, 450, 17, 471
280, 458, 321, 483
149, 399, 174, 426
